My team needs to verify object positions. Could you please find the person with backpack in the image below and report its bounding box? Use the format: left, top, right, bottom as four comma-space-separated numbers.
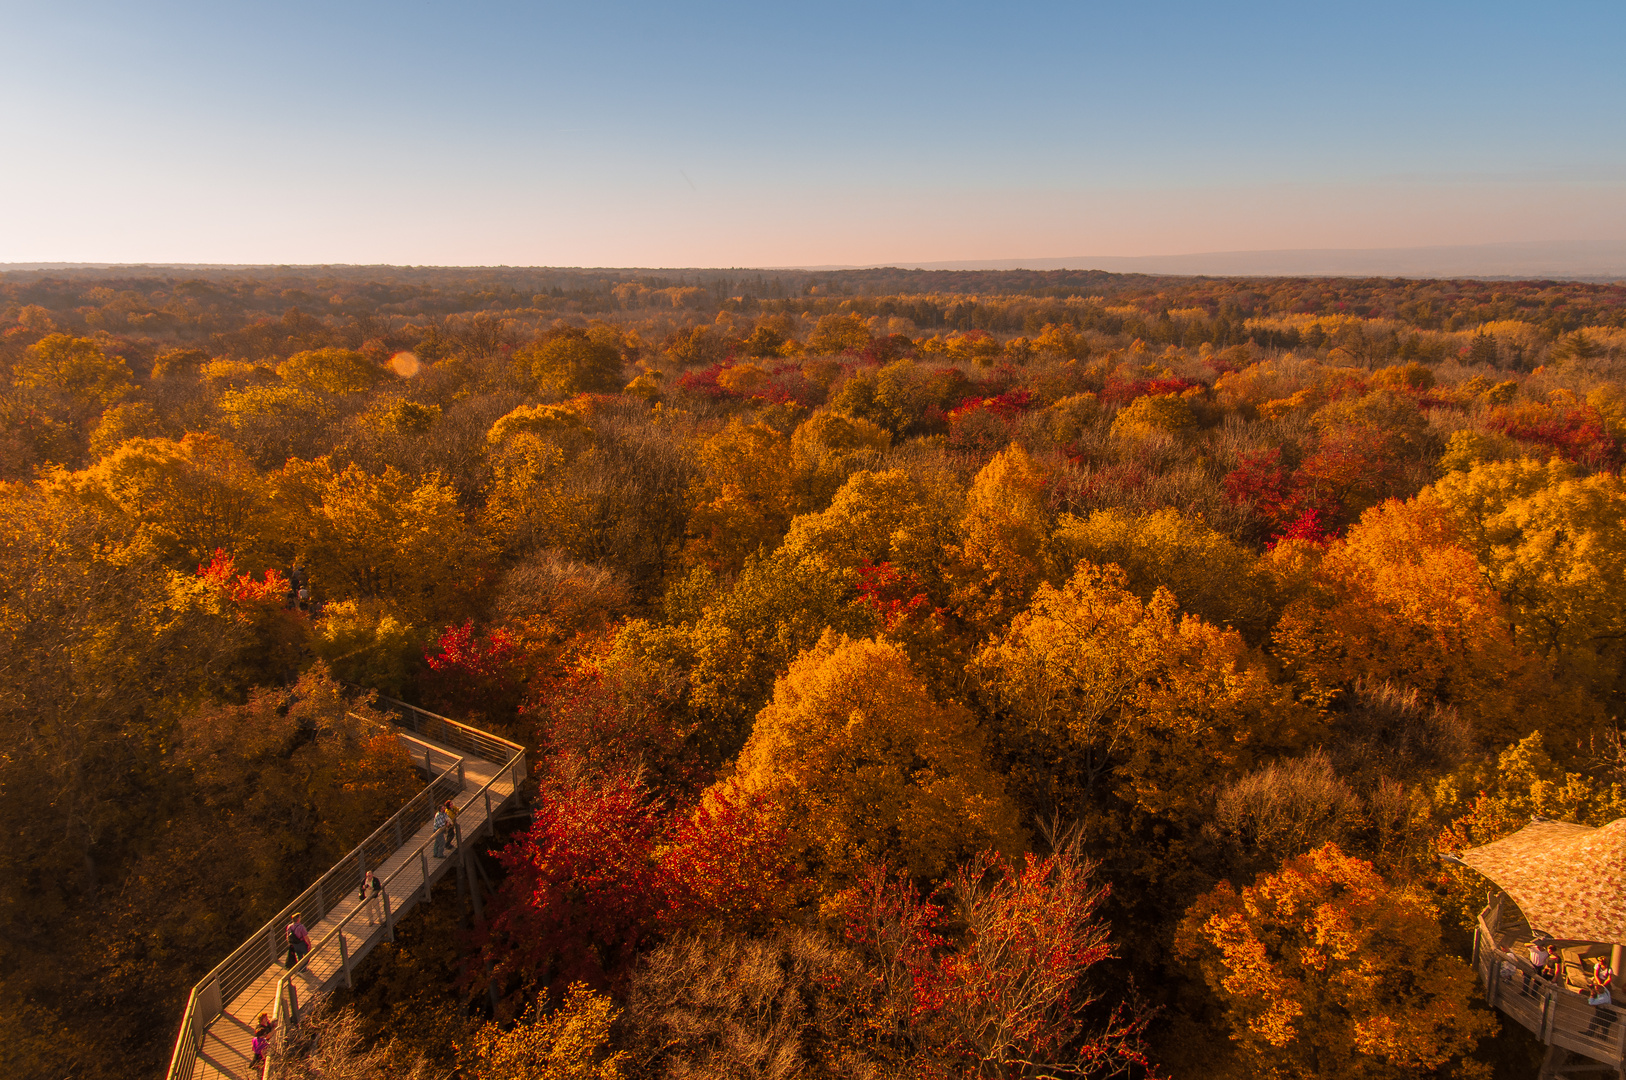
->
360, 870, 384, 926
285, 912, 311, 967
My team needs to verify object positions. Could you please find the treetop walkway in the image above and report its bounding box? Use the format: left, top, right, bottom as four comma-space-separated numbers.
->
164, 699, 528, 1080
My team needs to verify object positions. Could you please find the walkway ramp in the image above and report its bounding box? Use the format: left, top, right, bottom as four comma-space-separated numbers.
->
164, 701, 528, 1080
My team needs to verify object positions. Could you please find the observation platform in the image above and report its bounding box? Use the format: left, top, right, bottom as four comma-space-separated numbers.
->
1448, 817, 1626, 1079
1474, 897, 1626, 1078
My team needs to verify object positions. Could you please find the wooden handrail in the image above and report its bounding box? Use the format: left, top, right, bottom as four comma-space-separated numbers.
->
270, 743, 524, 1008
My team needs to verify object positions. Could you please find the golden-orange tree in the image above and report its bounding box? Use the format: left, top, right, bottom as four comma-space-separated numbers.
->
682, 419, 798, 574
731, 632, 1023, 889
60, 432, 275, 571
950, 444, 1052, 630
1430, 458, 1626, 709
1176, 843, 1494, 1080
1270, 494, 1592, 748
974, 563, 1312, 838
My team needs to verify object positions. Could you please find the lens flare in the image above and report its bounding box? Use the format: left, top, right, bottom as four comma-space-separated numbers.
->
388, 351, 421, 377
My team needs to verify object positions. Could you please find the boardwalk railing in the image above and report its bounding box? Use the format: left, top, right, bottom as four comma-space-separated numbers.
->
268, 717, 527, 1026
164, 702, 527, 1080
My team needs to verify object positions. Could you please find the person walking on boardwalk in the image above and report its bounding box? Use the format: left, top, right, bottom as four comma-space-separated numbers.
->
285, 913, 311, 967
433, 806, 450, 858
360, 870, 384, 926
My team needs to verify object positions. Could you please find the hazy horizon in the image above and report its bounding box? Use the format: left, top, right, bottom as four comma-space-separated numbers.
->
7, 240, 1626, 283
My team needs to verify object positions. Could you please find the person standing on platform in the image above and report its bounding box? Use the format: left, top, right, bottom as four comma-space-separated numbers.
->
433, 807, 449, 858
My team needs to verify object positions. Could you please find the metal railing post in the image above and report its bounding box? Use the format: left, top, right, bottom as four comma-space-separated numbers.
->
420, 849, 431, 903
339, 932, 352, 989
383, 888, 395, 941
200, 976, 223, 1021
394, 819, 403, 847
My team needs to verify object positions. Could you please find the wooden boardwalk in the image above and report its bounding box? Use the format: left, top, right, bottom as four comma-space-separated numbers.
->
165, 702, 528, 1080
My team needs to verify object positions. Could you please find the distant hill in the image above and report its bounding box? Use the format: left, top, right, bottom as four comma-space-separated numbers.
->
785, 242, 1626, 282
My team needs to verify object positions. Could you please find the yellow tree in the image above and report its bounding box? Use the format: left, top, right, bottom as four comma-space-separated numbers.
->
59, 432, 275, 571
787, 408, 891, 509
950, 445, 1052, 630
1051, 507, 1277, 643
1176, 843, 1494, 1080
974, 563, 1311, 831
1430, 458, 1626, 706
484, 432, 575, 556
805, 313, 872, 355
278, 458, 487, 621
277, 347, 384, 394
1109, 392, 1195, 440
683, 420, 798, 574
778, 467, 961, 589
12, 332, 132, 416
733, 632, 1023, 888
464, 983, 628, 1080
517, 327, 625, 396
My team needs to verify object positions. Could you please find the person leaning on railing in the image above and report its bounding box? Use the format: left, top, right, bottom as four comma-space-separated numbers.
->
1580, 956, 1618, 1042
250, 1012, 277, 1074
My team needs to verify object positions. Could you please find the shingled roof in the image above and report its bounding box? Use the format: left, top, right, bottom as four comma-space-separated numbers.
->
1451, 818, 1626, 944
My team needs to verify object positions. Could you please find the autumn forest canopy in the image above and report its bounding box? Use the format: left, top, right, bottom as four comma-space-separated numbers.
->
7, 264, 1626, 1080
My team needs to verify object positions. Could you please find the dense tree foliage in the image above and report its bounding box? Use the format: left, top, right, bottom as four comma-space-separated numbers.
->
6, 264, 1626, 1078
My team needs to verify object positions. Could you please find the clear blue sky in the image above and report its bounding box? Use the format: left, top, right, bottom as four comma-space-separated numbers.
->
2, 0, 1622, 267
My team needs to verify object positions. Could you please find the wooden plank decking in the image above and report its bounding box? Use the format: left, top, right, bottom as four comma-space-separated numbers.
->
166, 703, 528, 1080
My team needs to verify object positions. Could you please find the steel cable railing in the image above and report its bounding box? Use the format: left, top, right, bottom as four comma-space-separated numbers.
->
164, 704, 526, 1080
268, 737, 526, 1029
